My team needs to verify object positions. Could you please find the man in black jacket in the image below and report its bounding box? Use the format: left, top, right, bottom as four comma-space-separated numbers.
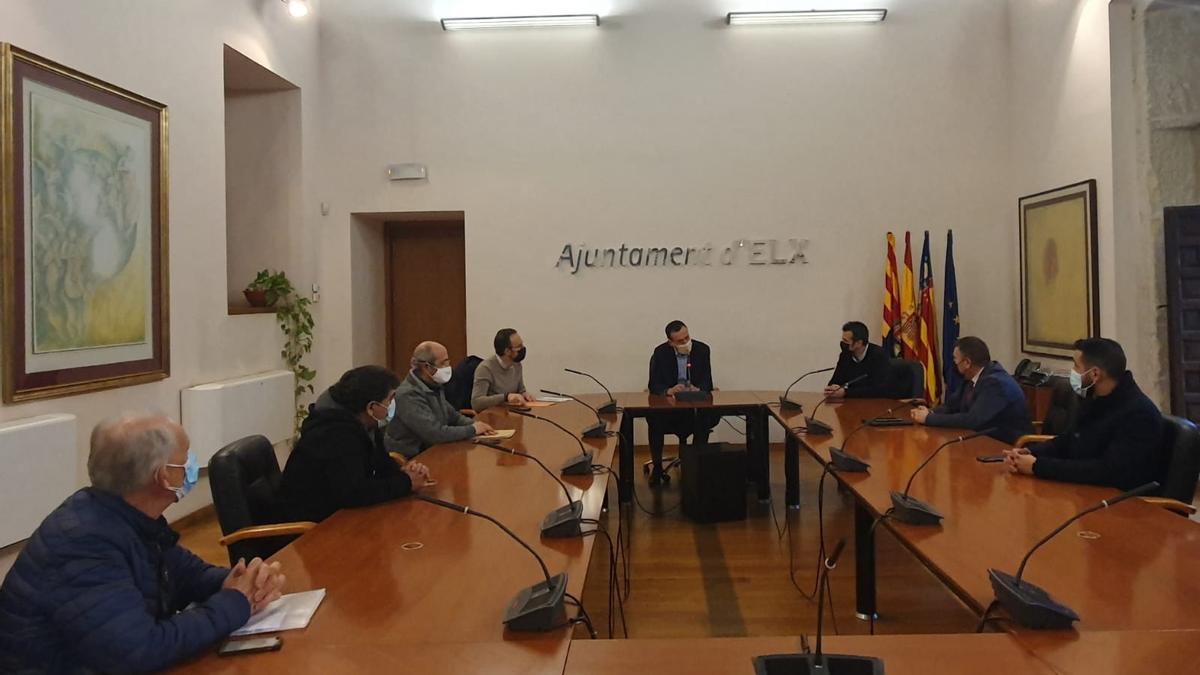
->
1004, 338, 1165, 490
912, 336, 1032, 443
646, 320, 718, 486
280, 365, 431, 523
825, 321, 893, 399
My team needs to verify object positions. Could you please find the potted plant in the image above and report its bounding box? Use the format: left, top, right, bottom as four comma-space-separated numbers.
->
243, 269, 291, 308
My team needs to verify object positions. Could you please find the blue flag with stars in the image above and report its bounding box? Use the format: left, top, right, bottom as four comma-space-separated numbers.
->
942, 230, 962, 396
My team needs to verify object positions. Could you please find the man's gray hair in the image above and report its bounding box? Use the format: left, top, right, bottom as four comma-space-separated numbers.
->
87, 413, 179, 496
411, 341, 438, 368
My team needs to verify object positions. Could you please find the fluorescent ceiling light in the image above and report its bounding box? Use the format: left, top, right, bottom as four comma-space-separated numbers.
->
726, 9, 887, 25
441, 14, 600, 30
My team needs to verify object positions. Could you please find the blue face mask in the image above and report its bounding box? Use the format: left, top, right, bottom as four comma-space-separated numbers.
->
373, 398, 396, 428
166, 450, 200, 501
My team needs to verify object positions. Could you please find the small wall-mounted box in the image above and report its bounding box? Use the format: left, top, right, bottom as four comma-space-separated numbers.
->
387, 163, 428, 181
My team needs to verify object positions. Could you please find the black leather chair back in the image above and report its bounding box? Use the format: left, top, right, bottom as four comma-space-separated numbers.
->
888, 359, 924, 399
445, 355, 483, 411
209, 435, 292, 565
1160, 415, 1200, 505
1040, 376, 1079, 436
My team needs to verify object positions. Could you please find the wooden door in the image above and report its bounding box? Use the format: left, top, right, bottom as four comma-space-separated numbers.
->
386, 216, 467, 372
1166, 205, 1200, 421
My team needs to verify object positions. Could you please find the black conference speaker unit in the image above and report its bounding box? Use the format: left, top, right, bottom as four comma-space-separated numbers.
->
681, 442, 747, 523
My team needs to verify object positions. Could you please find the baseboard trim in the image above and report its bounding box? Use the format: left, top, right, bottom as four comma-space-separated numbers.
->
171, 504, 216, 530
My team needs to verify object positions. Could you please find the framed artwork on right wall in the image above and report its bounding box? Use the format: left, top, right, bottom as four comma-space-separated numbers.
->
1018, 179, 1100, 359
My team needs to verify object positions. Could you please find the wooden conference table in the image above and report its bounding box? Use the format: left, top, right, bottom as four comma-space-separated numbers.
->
171, 389, 1200, 674
173, 401, 620, 675
607, 391, 775, 502
768, 392, 1200, 631
563, 630, 1200, 674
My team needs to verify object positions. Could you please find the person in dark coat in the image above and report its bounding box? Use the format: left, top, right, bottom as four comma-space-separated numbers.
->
0, 413, 285, 674
646, 320, 719, 486
280, 365, 431, 523
1005, 338, 1165, 490
912, 336, 1033, 444
825, 321, 894, 399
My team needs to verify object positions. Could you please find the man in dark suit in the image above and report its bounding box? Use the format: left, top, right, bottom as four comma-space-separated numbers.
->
1004, 338, 1165, 490
912, 336, 1032, 443
646, 320, 718, 486
826, 321, 893, 399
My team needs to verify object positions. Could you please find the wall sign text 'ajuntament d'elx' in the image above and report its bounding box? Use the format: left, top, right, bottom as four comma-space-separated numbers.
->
555, 239, 810, 275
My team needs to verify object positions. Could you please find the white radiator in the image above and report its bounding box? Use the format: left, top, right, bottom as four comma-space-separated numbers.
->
0, 414, 77, 547
182, 369, 295, 465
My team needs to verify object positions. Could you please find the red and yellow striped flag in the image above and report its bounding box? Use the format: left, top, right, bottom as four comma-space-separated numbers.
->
898, 232, 919, 359
917, 231, 942, 405
881, 233, 901, 358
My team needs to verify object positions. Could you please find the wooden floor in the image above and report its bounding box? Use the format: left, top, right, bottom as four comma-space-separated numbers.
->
178, 443, 980, 641
574, 444, 978, 640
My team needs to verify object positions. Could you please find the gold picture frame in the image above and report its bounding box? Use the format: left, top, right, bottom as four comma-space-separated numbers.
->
1018, 180, 1099, 359
2, 44, 169, 402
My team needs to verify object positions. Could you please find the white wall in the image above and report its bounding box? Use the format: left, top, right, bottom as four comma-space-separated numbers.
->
316, 0, 1016, 411
225, 88, 305, 307
0, 0, 322, 535
1007, 0, 1116, 373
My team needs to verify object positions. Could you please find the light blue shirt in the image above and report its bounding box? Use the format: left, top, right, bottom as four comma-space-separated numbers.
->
676, 353, 689, 384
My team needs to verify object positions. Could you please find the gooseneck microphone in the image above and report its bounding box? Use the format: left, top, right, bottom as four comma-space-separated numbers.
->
778, 366, 836, 410
753, 537, 885, 674
827, 400, 917, 473
540, 389, 608, 439
673, 361, 709, 402
511, 409, 595, 475
803, 373, 869, 436
888, 428, 996, 525
564, 368, 618, 414
987, 481, 1160, 630
415, 494, 568, 632
473, 439, 584, 538
864, 398, 920, 427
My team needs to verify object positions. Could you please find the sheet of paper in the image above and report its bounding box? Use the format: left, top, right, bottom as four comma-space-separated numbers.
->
521, 400, 557, 408
231, 588, 326, 637
535, 395, 571, 403
478, 429, 516, 439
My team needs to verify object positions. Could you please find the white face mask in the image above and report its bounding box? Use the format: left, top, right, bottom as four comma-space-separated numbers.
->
675, 340, 692, 355
1069, 367, 1094, 397
432, 365, 453, 385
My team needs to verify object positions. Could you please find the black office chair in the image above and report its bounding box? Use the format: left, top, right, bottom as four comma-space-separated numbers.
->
887, 359, 925, 400
1038, 376, 1079, 436
445, 354, 483, 416
1145, 416, 1200, 517
209, 435, 315, 565
642, 426, 693, 484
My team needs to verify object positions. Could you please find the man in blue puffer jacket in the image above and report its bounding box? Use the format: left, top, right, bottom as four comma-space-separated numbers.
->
0, 413, 286, 673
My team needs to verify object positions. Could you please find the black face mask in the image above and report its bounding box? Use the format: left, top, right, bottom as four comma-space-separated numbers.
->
513, 346, 527, 363
840, 342, 851, 354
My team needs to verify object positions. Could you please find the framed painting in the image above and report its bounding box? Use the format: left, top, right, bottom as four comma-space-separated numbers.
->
1018, 180, 1099, 359
2, 44, 169, 402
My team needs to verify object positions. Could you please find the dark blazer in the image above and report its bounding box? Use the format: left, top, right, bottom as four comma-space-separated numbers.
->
280, 389, 413, 523
925, 361, 1032, 444
1030, 371, 1165, 490
828, 343, 893, 398
648, 340, 714, 395
0, 489, 249, 674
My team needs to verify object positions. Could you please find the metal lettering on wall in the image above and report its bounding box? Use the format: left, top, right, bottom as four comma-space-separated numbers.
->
555, 239, 809, 275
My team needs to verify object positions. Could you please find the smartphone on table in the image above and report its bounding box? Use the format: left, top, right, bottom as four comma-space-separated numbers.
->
218, 636, 282, 656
